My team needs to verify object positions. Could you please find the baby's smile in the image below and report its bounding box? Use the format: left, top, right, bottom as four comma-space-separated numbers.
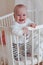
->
19, 19, 24, 21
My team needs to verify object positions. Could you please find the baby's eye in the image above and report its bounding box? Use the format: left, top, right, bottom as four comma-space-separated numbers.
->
17, 15, 20, 16
23, 14, 26, 16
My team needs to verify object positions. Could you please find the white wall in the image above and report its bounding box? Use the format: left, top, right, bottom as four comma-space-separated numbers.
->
0, 0, 14, 16
0, 0, 7, 16
7, 0, 15, 13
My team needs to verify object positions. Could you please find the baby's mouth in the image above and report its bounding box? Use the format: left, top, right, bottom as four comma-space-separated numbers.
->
19, 19, 24, 21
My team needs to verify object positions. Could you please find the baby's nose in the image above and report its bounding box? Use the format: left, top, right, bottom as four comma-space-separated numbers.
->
20, 15, 23, 19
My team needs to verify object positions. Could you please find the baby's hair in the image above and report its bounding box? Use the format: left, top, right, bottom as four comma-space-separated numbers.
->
14, 4, 27, 14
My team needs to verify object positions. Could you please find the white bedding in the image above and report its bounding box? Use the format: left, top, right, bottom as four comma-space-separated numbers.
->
15, 56, 42, 65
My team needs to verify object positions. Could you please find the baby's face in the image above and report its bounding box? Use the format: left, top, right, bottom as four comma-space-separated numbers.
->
14, 7, 27, 24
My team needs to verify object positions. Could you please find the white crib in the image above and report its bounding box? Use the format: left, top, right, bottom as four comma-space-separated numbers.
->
0, 13, 43, 65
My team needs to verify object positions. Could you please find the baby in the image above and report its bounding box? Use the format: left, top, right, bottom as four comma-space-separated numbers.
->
13, 4, 36, 35
11, 4, 37, 61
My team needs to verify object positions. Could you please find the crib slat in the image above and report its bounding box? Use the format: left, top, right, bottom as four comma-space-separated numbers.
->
24, 34, 27, 65
38, 29, 40, 65
32, 30, 34, 65
10, 34, 15, 65
16, 36, 20, 65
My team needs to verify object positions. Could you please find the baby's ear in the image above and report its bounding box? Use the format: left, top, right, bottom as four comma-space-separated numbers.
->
13, 13, 15, 18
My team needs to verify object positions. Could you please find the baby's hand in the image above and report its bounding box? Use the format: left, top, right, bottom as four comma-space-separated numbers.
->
29, 23, 37, 28
22, 27, 28, 34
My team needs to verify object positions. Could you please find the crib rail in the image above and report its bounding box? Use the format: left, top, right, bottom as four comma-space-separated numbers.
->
0, 13, 13, 19
27, 25, 43, 30
0, 13, 14, 27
